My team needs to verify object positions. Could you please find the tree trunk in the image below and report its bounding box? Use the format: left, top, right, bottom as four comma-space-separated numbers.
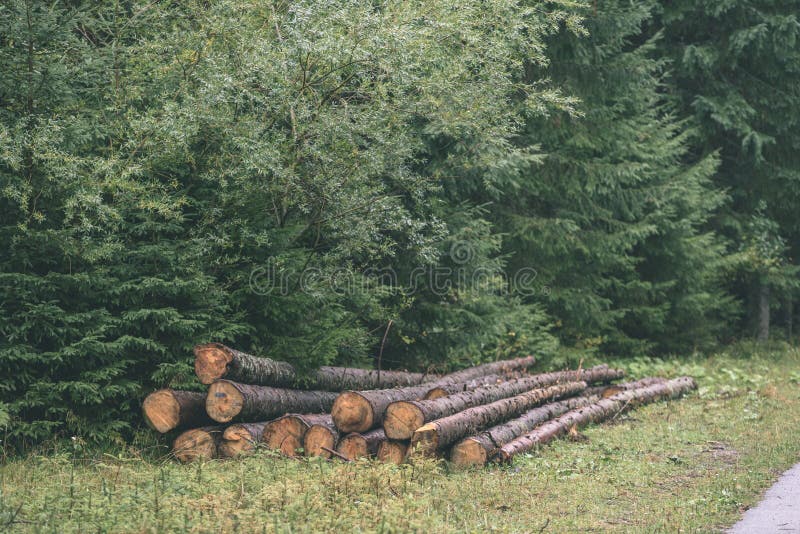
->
194, 343, 435, 388
494, 377, 697, 463
142, 389, 213, 433
786, 295, 793, 341
303, 420, 341, 458
758, 282, 770, 342
336, 428, 387, 460
449, 377, 666, 467
410, 381, 586, 454
377, 440, 409, 464
219, 422, 270, 458
262, 414, 333, 457
173, 426, 224, 463
584, 377, 666, 399
332, 355, 539, 433
422, 373, 520, 400
385, 365, 622, 440
206, 380, 338, 423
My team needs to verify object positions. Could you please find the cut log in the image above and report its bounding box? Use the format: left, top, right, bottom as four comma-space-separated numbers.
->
494, 376, 697, 463
262, 414, 332, 457
450, 396, 596, 467
206, 380, 338, 423
410, 381, 586, 454
449, 377, 669, 467
377, 440, 409, 464
173, 426, 223, 463
303, 420, 341, 459
219, 422, 269, 458
385, 365, 622, 440
335, 428, 386, 460
332, 355, 539, 433
587, 376, 667, 399
422, 373, 521, 400
195, 343, 434, 389
142, 389, 213, 433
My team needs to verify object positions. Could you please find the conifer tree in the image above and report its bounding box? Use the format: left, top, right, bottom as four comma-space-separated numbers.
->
490, 0, 734, 353
658, 0, 800, 340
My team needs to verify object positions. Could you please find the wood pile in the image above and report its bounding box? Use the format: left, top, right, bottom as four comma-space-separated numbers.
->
142, 343, 696, 466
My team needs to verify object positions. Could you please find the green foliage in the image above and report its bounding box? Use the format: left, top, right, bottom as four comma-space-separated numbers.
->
487, 0, 735, 354
658, 0, 800, 329
2, 0, 798, 446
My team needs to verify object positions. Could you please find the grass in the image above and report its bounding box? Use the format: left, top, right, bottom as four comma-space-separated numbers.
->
3, 344, 800, 532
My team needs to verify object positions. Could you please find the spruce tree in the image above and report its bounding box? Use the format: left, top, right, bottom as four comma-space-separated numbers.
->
491, 0, 734, 354
658, 0, 800, 340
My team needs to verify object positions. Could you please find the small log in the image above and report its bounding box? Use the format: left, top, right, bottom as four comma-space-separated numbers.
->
385, 365, 622, 440
335, 428, 387, 460
195, 343, 434, 389
332, 355, 539, 433
450, 377, 668, 467
173, 426, 223, 463
303, 420, 341, 459
206, 380, 338, 423
377, 440, 409, 464
262, 414, 332, 457
218, 422, 269, 458
410, 381, 587, 455
494, 376, 697, 463
142, 389, 213, 433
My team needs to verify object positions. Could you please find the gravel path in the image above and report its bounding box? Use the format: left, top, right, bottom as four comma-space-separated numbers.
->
728, 462, 800, 533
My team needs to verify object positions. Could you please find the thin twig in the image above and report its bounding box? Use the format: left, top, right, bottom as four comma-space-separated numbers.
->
321, 446, 352, 462
377, 319, 393, 385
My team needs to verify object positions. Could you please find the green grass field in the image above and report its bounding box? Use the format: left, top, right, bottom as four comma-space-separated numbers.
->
3, 345, 800, 532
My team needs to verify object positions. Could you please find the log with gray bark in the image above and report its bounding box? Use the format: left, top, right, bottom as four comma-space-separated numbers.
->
262, 414, 333, 457
494, 376, 697, 463
409, 381, 587, 455
195, 343, 434, 389
218, 422, 270, 458
385, 365, 623, 440
142, 389, 214, 433
335, 428, 387, 460
422, 372, 523, 400
449, 377, 667, 467
206, 380, 338, 423
331, 355, 539, 433
173, 426, 224, 463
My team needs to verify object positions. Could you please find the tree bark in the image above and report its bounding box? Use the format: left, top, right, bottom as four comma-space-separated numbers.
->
386, 365, 622, 440
219, 422, 270, 458
142, 389, 213, 433
377, 440, 409, 464
173, 426, 224, 463
262, 414, 333, 457
194, 343, 435, 388
494, 377, 697, 463
303, 420, 341, 459
449, 377, 666, 467
422, 373, 521, 400
206, 380, 338, 423
410, 381, 586, 454
336, 428, 387, 460
758, 282, 770, 342
332, 355, 539, 433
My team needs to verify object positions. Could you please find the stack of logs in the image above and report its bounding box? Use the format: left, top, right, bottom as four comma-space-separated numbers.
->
142, 343, 696, 467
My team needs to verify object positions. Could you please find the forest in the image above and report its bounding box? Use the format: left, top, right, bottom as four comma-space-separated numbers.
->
1, 0, 799, 448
